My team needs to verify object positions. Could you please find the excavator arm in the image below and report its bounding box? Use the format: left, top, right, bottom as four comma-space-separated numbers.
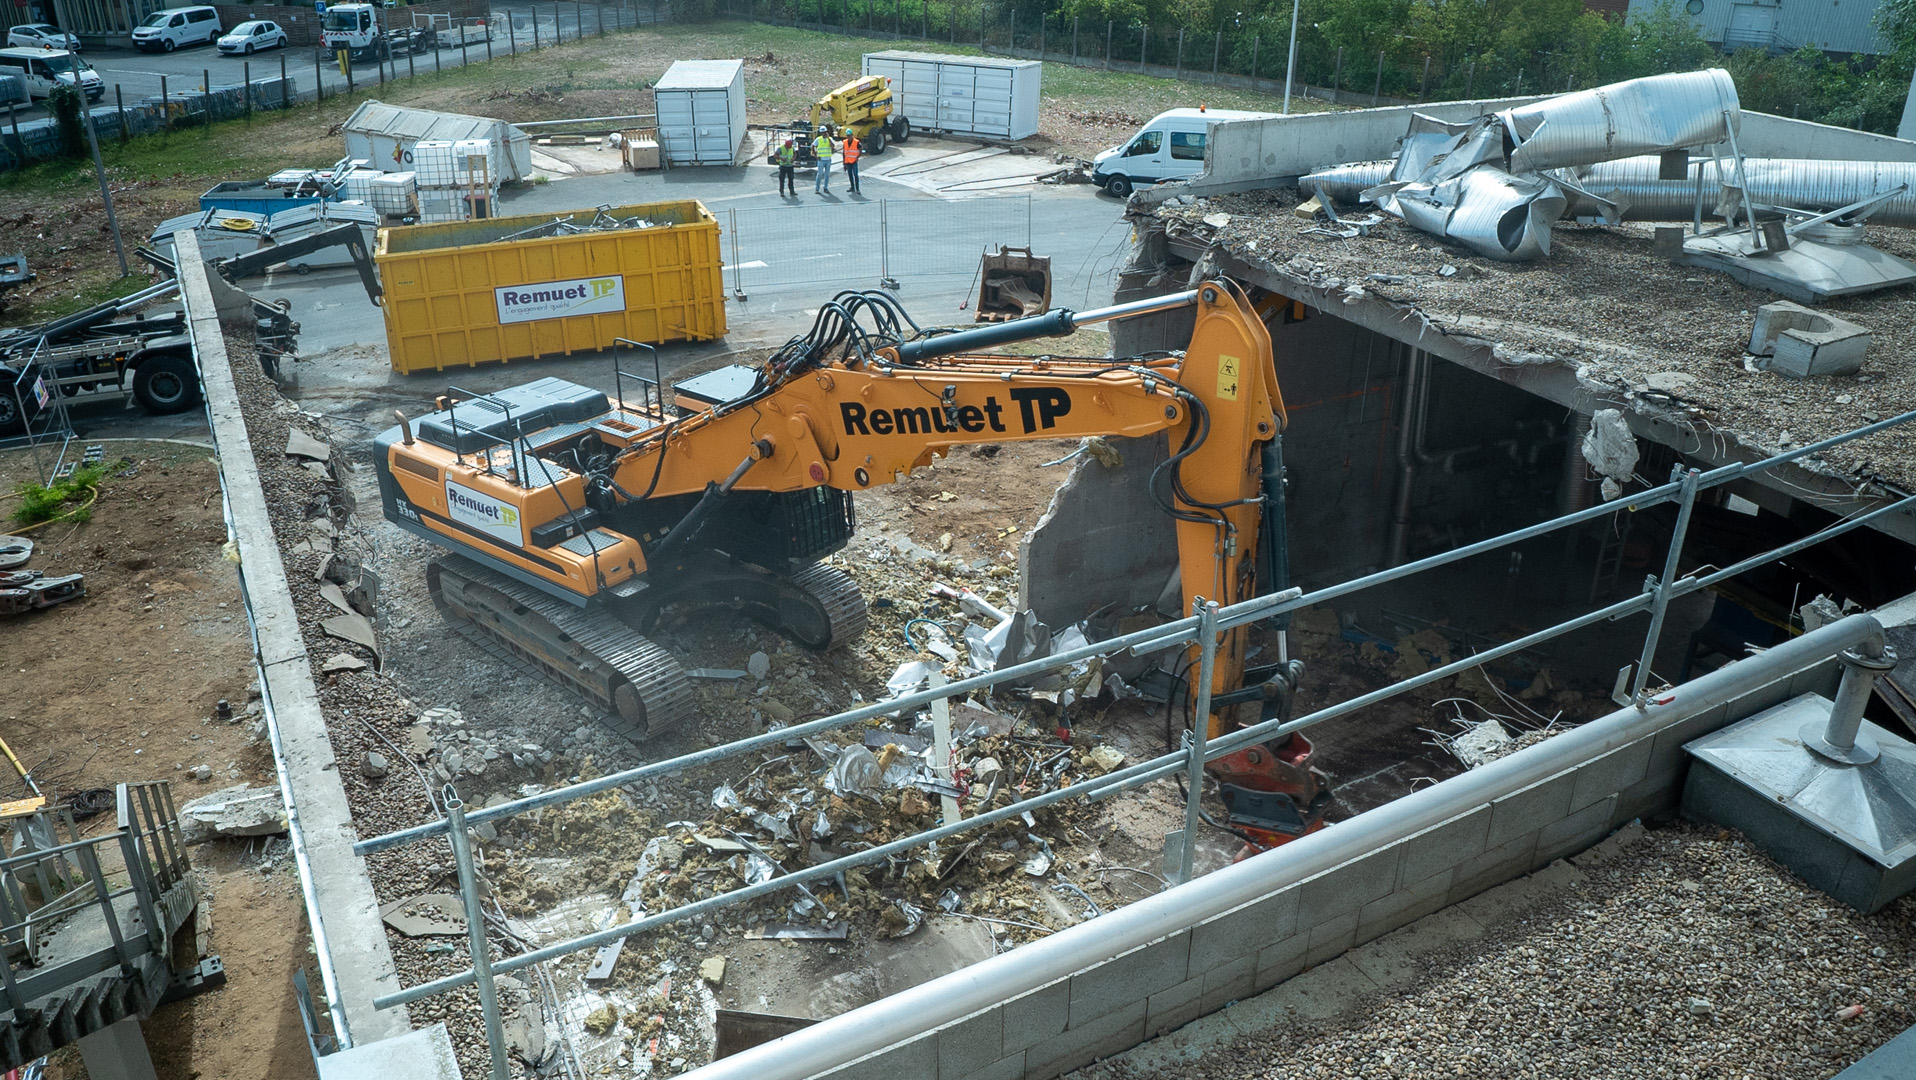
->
610, 283, 1281, 621
375, 280, 1331, 849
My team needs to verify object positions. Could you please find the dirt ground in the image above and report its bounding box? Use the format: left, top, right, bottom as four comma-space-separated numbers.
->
0, 441, 314, 1080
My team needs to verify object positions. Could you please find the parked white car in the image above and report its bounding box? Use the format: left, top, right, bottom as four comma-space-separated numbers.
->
131, 6, 221, 52
217, 20, 288, 54
6, 24, 81, 51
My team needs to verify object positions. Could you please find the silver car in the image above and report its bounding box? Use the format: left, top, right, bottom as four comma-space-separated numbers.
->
217, 20, 288, 54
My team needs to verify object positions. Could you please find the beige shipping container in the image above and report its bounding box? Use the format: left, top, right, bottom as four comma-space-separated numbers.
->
376, 199, 726, 374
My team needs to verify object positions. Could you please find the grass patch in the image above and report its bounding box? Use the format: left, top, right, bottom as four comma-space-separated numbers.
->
11, 462, 112, 528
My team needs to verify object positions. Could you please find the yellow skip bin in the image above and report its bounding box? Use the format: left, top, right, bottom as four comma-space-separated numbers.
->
376, 199, 727, 374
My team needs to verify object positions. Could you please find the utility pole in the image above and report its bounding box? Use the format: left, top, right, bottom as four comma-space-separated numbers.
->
82, 105, 129, 277
1282, 0, 1299, 113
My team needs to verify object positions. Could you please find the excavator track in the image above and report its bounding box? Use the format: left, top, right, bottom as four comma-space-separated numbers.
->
427, 556, 694, 743
777, 563, 870, 651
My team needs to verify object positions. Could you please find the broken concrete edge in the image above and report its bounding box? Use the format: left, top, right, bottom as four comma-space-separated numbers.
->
177, 232, 412, 1047
1137, 223, 1916, 548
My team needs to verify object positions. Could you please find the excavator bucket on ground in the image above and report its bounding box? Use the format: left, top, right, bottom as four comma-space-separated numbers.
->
974, 246, 1053, 323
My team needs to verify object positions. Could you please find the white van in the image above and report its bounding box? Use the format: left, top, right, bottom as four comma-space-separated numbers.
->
131, 6, 222, 52
0, 47, 102, 101
1091, 108, 1277, 198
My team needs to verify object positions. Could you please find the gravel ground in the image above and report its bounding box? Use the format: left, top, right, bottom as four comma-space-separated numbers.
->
222, 331, 502, 1076
1146, 189, 1916, 497
1081, 821, 1916, 1080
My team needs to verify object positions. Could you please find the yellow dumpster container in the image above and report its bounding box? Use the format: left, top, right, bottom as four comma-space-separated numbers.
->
376, 199, 726, 374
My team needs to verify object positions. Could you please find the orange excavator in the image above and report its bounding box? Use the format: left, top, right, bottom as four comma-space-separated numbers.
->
373, 279, 1332, 853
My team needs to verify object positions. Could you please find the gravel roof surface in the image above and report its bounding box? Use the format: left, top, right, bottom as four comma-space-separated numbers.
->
1084, 821, 1916, 1080
1147, 190, 1916, 496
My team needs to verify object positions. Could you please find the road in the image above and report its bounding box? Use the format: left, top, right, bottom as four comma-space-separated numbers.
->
4, 0, 657, 122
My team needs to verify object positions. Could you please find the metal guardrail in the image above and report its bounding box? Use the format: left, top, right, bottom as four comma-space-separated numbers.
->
0, 782, 187, 1021
352, 409, 1916, 1078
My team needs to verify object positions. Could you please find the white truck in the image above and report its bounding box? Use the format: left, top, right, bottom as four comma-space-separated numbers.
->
320, 4, 491, 62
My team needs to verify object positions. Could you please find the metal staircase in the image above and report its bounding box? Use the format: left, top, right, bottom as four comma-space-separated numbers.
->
0, 782, 201, 1071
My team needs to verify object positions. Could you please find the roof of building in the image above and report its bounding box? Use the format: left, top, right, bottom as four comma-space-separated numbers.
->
1143, 187, 1916, 502
1094, 821, 1916, 1079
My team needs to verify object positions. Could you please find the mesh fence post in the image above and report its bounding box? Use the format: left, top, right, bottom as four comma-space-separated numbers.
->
730, 207, 747, 299
879, 199, 892, 289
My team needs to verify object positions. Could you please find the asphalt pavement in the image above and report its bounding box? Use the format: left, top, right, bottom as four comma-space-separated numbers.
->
5, 0, 655, 122
39, 130, 1133, 440
255, 152, 1132, 431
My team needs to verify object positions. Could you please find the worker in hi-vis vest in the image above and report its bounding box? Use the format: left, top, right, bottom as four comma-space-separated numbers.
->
775, 137, 798, 197
813, 130, 835, 194
840, 127, 862, 194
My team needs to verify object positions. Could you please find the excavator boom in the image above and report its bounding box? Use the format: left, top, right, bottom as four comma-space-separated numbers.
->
374, 280, 1330, 852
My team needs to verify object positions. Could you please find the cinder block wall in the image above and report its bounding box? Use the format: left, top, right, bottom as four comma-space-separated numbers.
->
818, 659, 1842, 1080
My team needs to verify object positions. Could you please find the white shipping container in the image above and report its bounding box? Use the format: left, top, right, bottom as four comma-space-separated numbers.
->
340, 100, 533, 182
653, 59, 747, 166
860, 51, 1041, 141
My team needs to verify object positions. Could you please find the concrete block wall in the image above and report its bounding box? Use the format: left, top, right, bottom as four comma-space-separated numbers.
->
817, 657, 1842, 1080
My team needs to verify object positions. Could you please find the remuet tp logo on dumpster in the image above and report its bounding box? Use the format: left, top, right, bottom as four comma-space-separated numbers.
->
494, 275, 626, 325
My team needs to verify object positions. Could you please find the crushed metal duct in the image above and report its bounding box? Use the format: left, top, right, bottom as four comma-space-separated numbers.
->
1309, 156, 1916, 232
1498, 69, 1739, 173
1303, 69, 1744, 261
1394, 166, 1566, 261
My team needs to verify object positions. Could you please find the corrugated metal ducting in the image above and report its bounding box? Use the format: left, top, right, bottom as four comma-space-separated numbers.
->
1499, 69, 1739, 173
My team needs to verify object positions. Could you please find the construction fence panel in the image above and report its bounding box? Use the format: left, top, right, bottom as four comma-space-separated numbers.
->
726, 201, 884, 295
725, 196, 1033, 313
879, 194, 1029, 287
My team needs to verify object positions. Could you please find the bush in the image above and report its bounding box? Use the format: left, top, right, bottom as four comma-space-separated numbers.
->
46, 85, 86, 158
11, 463, 111, 528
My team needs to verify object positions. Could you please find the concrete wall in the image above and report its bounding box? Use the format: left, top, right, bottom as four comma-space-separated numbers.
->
1738, 112, 1916, 163
178, 236, 411, 1046
1181, 102, 1916, 198
1182, 95, 1545, 194
813, 657, 1843, 1080
1020, 238, 1189, 627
